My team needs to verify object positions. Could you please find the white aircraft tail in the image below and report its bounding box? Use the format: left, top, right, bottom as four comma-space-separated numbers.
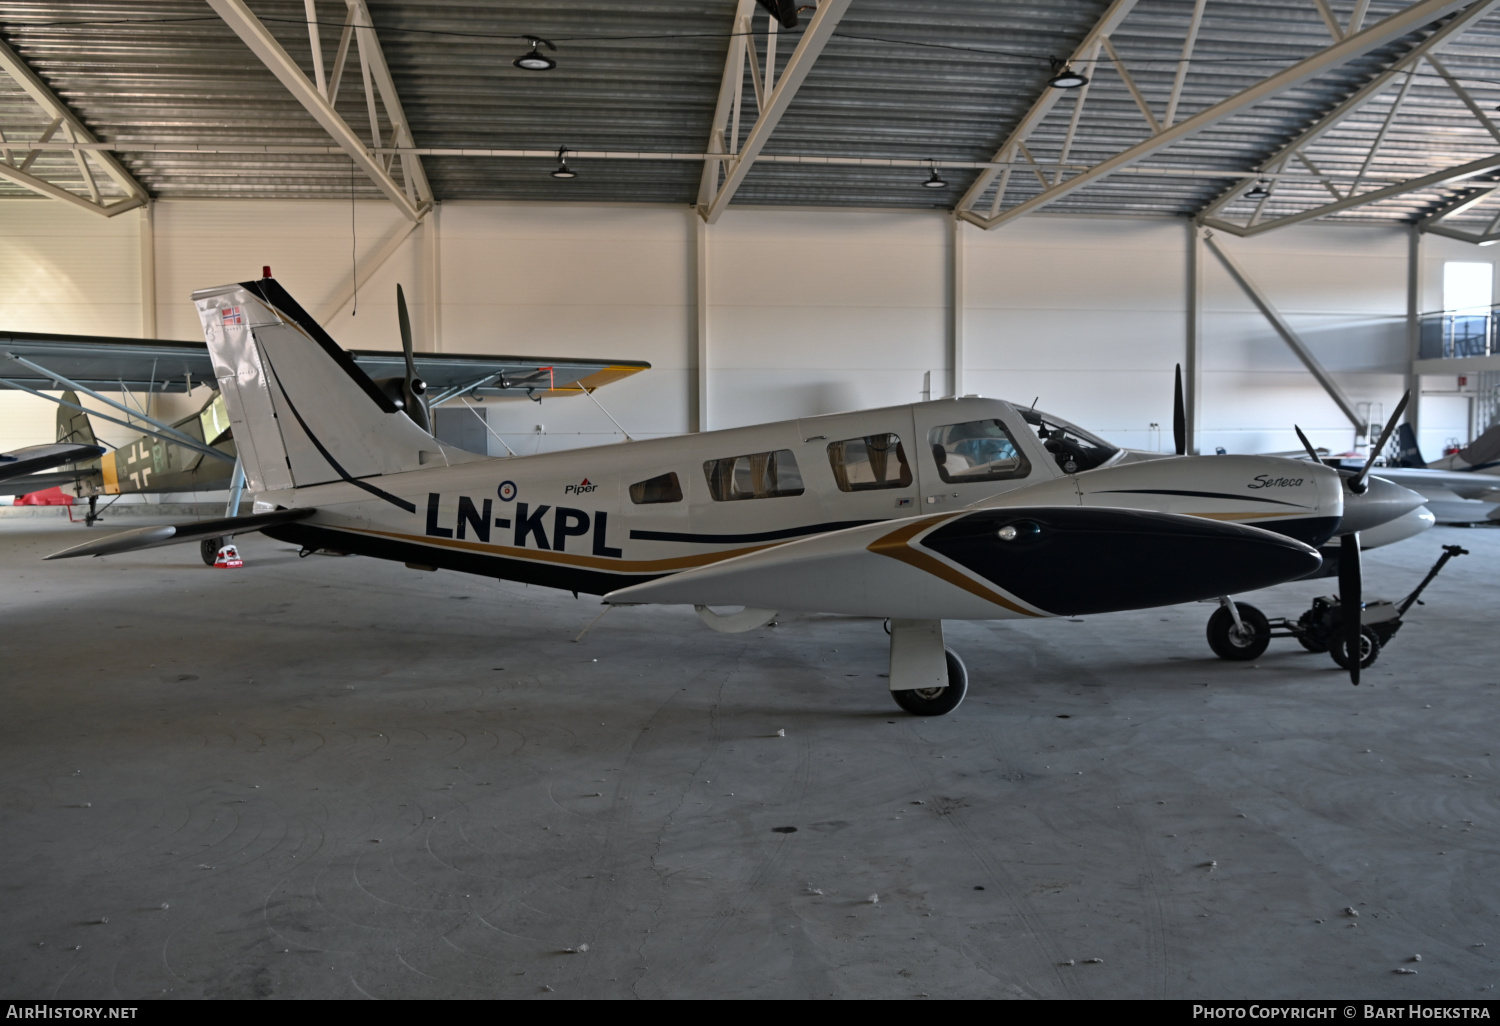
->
192, 277, 453, 503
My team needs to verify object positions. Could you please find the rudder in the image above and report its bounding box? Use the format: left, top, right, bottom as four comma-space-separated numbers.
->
56, 391, 97, 448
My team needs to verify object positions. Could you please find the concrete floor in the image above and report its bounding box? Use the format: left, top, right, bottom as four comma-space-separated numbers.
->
1, 514, 1497, 1000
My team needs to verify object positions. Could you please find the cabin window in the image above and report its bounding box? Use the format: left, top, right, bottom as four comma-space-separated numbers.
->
703, 449, 804, 501
629, 471, 683, 504
827, 433, 912, 492
928, 420, 1030, 483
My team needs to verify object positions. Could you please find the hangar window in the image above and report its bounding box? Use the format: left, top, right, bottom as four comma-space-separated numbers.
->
827, 433, 912, 492
703, 449, 804, 501
928, 420, 1030, 483
629, 471, 683, 504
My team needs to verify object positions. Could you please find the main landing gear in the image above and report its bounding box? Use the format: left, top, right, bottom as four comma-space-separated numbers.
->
886, 618, 968, 716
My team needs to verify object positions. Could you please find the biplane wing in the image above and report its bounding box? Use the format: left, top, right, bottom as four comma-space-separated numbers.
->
0, 329, 647, 401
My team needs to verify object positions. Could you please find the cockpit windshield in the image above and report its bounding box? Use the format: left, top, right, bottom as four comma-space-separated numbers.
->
1018, 408, 1119, 474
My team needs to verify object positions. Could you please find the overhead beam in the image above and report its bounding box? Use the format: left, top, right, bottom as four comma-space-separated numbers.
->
698, 0, 757, 209
957, 0, 1140, 215
348, 1, 430, 205
1204, 234, 1363, 430
0, 160, 144, 216
206, 0, 424, 222
0, 34, 147, 213
700, 0, 853, 223
1202, 152, 1500, 237
961, 0, 1478, 231
1195, 0, 1500, 222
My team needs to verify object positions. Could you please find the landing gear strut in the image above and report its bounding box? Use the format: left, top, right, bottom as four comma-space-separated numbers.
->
887, 618, 968, 716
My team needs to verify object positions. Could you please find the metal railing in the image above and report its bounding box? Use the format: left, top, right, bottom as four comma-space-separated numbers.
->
1419, 306, 1498, 360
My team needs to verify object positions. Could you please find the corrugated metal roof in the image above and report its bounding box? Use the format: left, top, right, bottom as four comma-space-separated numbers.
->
0, 0, 1496, 227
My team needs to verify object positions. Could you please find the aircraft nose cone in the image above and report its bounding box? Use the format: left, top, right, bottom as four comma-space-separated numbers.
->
1339, 474, 1426, 535
920, 508, 1322, 616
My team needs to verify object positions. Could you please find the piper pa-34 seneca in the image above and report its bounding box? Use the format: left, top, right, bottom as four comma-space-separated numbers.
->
49, 276, 1424, 713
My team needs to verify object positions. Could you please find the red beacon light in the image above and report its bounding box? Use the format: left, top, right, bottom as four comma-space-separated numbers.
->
262, 265, 272, 278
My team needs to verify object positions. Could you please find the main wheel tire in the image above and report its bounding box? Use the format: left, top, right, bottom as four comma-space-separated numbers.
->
1206, 603, 1271, 661
892, 648, 968, 716
200, 537, 222, 566
1329, 625, 1381, 671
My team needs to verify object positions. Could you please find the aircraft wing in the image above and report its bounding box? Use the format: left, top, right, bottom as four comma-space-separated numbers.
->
605, 506, 1321, 620
0, 442, 104, 483
0, 330, 647, 399
0, 470, 90, 496
1367, 467, 1500, 501
352, 351, 650, 402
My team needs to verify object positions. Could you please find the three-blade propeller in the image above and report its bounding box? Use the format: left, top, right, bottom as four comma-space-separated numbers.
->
1293, 393, 1409, 684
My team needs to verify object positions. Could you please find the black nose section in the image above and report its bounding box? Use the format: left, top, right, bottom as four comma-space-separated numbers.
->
922, 507, 1322, 616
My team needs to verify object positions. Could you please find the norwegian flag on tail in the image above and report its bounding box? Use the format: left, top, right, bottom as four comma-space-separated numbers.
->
221, 307, 244, 327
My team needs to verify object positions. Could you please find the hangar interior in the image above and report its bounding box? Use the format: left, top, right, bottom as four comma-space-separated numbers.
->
2, 0, 1499, 1001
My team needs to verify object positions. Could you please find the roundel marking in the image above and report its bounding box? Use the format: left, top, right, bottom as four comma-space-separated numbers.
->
498, 480, 518, 502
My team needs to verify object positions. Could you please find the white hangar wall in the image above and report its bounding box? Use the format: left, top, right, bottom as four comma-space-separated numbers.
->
0, 198, 1482, 464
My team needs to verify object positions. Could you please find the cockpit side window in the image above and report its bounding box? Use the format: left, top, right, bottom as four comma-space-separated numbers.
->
827, 433, 912, 492
199, 393, 231, 446
703, 449, 805, 501
1019, 408, 1119, 474
629, 471, 683, 504
928, 420, 1030, 483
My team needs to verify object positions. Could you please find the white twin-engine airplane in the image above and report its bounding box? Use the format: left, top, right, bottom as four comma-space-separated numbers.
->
48, 276, 1425, 712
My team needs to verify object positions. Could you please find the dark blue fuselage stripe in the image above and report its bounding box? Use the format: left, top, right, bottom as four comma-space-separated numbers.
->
1095, 488, 1308, 508
629, 520, 879, 544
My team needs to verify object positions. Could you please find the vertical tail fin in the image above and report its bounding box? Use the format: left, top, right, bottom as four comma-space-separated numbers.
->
192, 277, 453, 504
1393, 422, 1427, 468
56, 391, 97, 448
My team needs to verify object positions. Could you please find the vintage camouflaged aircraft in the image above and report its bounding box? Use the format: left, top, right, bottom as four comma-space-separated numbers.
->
48, 275, 1421, 711
1, 310, 648, 545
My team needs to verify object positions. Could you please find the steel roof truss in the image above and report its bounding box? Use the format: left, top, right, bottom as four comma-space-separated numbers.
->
206, 0, 426, 221
0, 36, 147, 216
963, 0, 1477, 231
1195, 0, 1500, 222
958, 0, 1140, 215
700, 0, 854, 223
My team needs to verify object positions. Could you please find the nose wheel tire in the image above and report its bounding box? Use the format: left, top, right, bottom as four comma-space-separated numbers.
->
892, 648, 968, 716
1206, 602, 1271, 661
1329, 625, 1381, 671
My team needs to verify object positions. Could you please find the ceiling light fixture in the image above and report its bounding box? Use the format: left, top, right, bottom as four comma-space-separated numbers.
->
922, 163, 947, 189
1245, 179, 1270, 199
550, 146, 577, 179
1046, 58, 1088, 90
514, 35, 557, 71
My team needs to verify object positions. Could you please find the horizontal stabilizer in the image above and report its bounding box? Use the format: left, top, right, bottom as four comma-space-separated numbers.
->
44, 507, 316, 560
0, 442, 104, 483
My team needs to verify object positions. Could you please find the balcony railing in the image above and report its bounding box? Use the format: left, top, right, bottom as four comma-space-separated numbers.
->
1419, 307, 1498, 360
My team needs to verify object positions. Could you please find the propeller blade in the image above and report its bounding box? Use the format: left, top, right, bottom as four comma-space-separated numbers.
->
397, 283, 416, 378
1293, 424, 1321, 464
1339, 532, 1362, 685
1173, 364, 1186, 456
395, 284, 430, 431
1349, 391, 1410, 493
